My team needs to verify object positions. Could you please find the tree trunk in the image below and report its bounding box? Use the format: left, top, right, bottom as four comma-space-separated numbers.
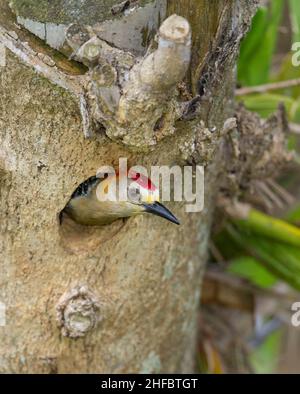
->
0, 0, 257, 373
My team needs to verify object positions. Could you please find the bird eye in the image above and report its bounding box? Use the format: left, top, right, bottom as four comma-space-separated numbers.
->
128, 186, 141, 203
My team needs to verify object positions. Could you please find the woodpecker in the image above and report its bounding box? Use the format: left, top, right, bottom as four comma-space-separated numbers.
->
62, 171, 180, 226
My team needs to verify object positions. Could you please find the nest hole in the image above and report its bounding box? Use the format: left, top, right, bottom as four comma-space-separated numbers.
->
58, 174, 126, 254
59, 213, 125, 254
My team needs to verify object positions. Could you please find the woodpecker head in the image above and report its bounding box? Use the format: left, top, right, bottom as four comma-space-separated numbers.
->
96, 171, 180, 225
63, 171, 180, 226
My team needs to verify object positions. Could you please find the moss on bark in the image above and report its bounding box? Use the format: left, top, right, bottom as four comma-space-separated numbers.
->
9, 0, 153, 24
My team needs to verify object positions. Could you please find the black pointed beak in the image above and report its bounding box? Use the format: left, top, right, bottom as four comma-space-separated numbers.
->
143, 201, 180, 225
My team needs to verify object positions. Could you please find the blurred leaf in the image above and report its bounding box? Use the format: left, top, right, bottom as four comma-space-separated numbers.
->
237, 93, 295, 118
289, 0, 300, 42
273, 53, 300, 99
213, 229, 244, 260
286, 203, 300, 225
291, 100, 300, 122
250, 329, 282, 373
287, 133, 298, 150
215, 206, 300, 290
240, 8, 269, 61
235, 208, 300, 248
238, 1, 284, 86
227, 256, 277, 288
226, 225, 300, 291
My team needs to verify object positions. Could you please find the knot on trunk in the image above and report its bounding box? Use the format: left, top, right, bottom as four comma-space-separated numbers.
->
56, 285, 101, 338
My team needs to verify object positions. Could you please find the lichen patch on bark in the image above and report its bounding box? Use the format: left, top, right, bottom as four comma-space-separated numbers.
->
10, 0, 155, 25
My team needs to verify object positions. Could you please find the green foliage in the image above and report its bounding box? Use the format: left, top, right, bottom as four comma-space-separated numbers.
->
238, 0, 284, 86
289, 0, 300, 42
274, 54, 300, 99
237, 93, 295, 118
236, 208, 300, 247
238, 1, 300, 124
250, 329, 282, 373
227, 256, 277, 288
210, 0, 300, 373
226, 223, 300, 291
287, 203, 300, 225
215, 207, 300, 291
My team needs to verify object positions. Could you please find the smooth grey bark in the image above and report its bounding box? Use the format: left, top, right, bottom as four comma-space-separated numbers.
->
0, 0, 257, 373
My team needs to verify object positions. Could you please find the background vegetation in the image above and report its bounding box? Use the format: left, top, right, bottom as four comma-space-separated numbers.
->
199, 0, 300, 373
